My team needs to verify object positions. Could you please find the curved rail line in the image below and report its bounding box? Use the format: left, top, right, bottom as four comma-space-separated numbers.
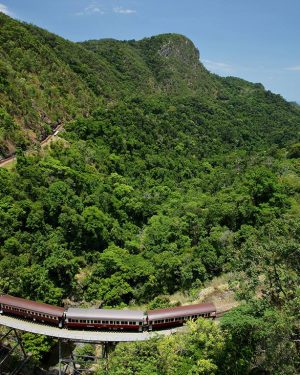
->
0, 315, 184, 343
0, 308, 232, 343
0, 122, 64, 168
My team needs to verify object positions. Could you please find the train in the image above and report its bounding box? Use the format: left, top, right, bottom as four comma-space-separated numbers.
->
0, 295, 216, 332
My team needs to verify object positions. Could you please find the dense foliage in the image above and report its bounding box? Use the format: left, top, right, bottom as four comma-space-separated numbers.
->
0, 13, 300, 374
0, 13, 217, 157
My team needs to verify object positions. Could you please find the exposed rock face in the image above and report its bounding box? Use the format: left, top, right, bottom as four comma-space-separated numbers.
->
0, 15, 221, 157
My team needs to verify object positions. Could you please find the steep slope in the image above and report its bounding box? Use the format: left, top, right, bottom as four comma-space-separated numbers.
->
1, 12, 300, 160
81, 33, 220, 96
0, 14, 221, 158
0, 13, 97, 155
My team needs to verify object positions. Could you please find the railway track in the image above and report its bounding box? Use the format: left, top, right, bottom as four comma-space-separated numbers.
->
215, 308, 233, 318
0, 307, 233, 343
0, 122, 64, 168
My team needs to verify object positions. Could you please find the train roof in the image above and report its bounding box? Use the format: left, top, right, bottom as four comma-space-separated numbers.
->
0, 295, 65, 317
147, 303, 216, 320
65, 308, 145, 321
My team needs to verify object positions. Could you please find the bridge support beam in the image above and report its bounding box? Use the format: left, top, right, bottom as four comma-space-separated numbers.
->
58, 340, 115, 375
0, 327, 29, 375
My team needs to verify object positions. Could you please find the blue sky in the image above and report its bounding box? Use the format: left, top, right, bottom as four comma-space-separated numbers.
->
2, 0, 300, 102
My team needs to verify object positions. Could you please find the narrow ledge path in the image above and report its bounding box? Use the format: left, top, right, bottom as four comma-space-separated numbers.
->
0, 122, 64, 168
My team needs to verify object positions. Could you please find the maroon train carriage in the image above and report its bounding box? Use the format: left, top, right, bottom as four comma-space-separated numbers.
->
147, 302, 216, 330
0, 295, 65, 327
64, 308, 146, 331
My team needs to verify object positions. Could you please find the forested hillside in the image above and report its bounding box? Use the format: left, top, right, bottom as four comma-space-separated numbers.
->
0, 13, 299, 375
0, 13, 218, 158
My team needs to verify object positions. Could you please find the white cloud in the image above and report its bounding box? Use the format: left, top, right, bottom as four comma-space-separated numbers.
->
0, 3, 11, 16
76, 2, 105, 16
203, 59, 235, 73
285, 65, 300, 71
113, 6, 136, 14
